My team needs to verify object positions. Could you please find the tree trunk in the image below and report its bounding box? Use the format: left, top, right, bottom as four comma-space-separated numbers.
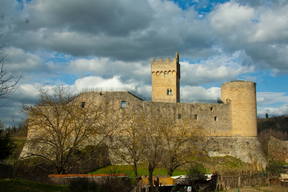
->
133, 160, 138, 182
148, 163, 155, 192
168, 167, 174, 177
154, 177, 160, 192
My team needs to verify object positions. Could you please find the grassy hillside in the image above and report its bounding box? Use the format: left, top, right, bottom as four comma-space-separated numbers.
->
258, 115, 288, 133
91, 164, 187, 177
0, 178, 69, 192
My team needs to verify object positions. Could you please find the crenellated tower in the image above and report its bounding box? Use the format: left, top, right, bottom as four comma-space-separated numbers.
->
151, 52, 180, 103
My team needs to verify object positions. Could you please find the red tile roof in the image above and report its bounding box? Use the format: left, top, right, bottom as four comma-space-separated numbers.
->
49, 173, 126, 178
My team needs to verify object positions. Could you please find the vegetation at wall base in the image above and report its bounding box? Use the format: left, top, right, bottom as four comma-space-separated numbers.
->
0, 178, 69, 192
0, 127, 16, 162
69, 177, 134, 192
90, 156, 251, 179
90, 164, 187, 177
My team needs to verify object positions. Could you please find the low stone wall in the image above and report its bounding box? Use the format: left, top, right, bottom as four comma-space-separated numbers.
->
216, 173, 269, 191
205, 137, 267, 169
268, 136, 288, 163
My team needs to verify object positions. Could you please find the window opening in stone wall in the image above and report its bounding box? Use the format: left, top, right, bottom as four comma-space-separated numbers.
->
214, 116, 218, 121
194, 115, 197, 120
121, 101, 126, 108
81, 102, 86, 108
210, 107, 213, 111
164, 73, 167, 77
167, 89, 172, 95
178, 114, 181, 119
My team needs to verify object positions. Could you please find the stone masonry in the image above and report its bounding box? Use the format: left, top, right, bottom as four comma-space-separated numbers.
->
21, 52, 267, 168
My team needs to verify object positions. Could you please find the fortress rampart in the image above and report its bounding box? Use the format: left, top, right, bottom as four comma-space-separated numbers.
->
21, 52, 267, 168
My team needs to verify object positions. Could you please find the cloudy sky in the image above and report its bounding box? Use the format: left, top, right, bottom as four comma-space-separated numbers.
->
1, 0, 288, 126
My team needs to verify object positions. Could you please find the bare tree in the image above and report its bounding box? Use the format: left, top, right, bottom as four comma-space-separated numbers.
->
159, 117, 206, 176
142, 116, 166, 192
0, 32, 20, 100
21, 87, 119, 174
111, 111, 146, 181
258, 129, 288, 159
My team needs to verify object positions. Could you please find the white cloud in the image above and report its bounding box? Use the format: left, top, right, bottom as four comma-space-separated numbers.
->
209, 2, 255, 34
248, 4, 288, 43
258, 105, 288, 117
181, 86, 221, 101
72, 76, 136, 91
257, 92, 288, 105
180, 51, 255, 85
257, 92, 288, 116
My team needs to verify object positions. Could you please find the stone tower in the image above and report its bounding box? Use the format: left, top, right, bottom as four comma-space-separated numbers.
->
151, 52, 180, 103
221, 81, 257, 137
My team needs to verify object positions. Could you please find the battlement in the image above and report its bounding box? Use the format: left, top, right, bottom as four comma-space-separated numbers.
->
151, 52, 179, 64
151, 52, 180, 75
151, 57, 176, 63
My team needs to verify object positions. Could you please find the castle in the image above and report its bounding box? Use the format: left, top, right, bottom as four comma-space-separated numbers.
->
21, 52, 267, 168
150, 52, 257, 137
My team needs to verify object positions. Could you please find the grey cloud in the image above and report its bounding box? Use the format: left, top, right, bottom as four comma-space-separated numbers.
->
235, 0, 267, 7
2, 0, 217, 62
4, 47, 48, 73
2, 0, 288, 77
235, 0, 288, 8
13, 0, 154, 37
240, 44, 288, 73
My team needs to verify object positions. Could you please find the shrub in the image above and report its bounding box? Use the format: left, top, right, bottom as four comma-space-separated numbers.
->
69, 177, 134, 192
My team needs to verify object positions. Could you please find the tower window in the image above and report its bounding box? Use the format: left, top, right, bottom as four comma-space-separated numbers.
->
167, 89, 172, 95
121, 101, 126, 108
164, 73, 167, 77
178, 114, 181, 119
214, 116, 218, 121
81, 102, 86, 108
210, 107, 213, 111
194, 115, 197, 120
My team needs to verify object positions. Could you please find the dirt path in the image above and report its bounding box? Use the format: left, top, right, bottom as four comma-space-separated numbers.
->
225, 186, 288, 192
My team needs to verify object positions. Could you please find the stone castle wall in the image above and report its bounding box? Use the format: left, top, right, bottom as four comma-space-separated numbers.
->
78, 91, 233, 137
64, 91, 266, 167
206, 137, 267, 167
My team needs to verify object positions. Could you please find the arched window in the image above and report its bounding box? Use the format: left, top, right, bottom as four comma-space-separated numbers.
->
167, 89, 172, 95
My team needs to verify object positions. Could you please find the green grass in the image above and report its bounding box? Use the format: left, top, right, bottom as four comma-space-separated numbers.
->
6, 137, 27, 164
0, 178, 69, 192
90, 165, 187, 177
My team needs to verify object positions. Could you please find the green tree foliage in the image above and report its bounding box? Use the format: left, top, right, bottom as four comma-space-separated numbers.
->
4, 121, 28, 137
258, 115, 288, 133
186, 162, 207, 191
0, 121, 16, 161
